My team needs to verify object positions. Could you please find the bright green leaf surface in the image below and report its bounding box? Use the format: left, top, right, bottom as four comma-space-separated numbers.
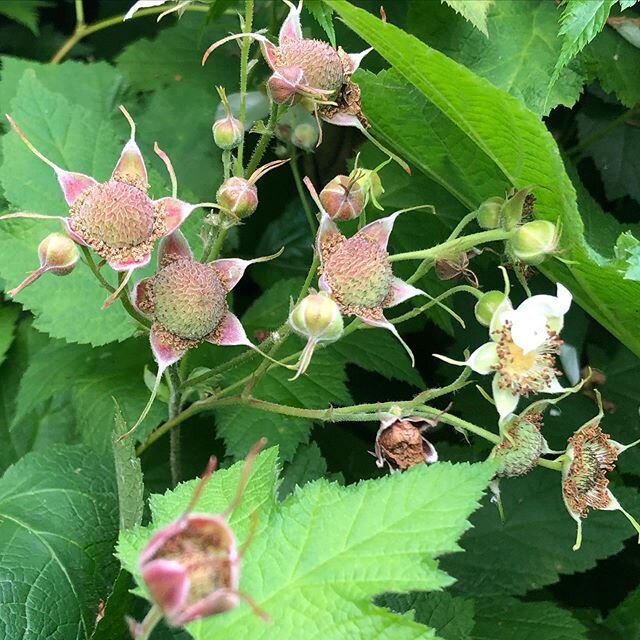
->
327, 1, 640, 357
441, 0, 494, 36
305, 0, 337, 47
119, 451, 494, 639
0, 1, 49, 35
0, 72, 137, 345
0, 303, 19, 367
408, 0, 586, 116
0, 445, 119, 640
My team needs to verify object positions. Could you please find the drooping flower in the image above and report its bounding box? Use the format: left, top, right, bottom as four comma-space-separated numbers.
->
374, 413, 438, 473
561, 392, 640, 551
129, 440, 269, 635
201, 0, 409, 171
1, 107, 216, 307
119, 231, 282, 440
305, 177, 426, 363
436, 281, 572, 419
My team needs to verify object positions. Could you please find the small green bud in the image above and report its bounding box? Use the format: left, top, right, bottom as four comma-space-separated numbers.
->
476, 196, 504, 230
510, 220, 558, 265
350, 167, 385, 210
291, 123, 319, 152
474, 290, 507, 326
289, 293, 344, 343
212, 117, 243, 150
216, 177, 258, 219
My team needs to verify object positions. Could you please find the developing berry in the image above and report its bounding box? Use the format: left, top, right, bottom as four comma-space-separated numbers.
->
510, 220, 559, 265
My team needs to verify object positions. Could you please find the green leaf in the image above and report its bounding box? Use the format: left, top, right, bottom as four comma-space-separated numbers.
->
576, 110, 640, 205
440, 0, 494, 37
409, 0, 586, 116
0, 72, 137, 346
118, 452, 495, 639
112, 404, 144, 531
326, 1, 640, 357
612, 231, 640, 280
0, 445, 119, 640
379, 591, 475, 640
116, 13, 238, 93
305, 0, 337, 47
472, 598, 588, 640
442, 471, 640, 596
0, 302, 19, 367
278, 441, 330, 499
605, 585, 640, 638
13, 337, 165, 452
0, 1, 49, 35
583, 26, 640, 107
555, 0, 616, 81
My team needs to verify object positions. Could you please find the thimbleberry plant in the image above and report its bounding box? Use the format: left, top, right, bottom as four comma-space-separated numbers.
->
1, 1, 640, 639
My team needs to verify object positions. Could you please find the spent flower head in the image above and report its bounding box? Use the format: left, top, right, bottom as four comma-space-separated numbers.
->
129, 440, 269, 634
436, 275, 572, 419
1, 107, 217, 308
561, 391, 640, 551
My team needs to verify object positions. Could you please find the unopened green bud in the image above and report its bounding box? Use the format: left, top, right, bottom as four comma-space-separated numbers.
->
289, 293, 343, 343
350, 167, 385, 210
510, 220, 558, 265
216, 177, 258, 219
502, 187, 534, 231
212, 117, 243, 150
291, 123, 318, 151
476, 196, 504, 230
474, 290, 507, 326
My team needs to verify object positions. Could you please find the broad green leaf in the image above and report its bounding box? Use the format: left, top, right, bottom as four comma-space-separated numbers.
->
0, 1, 49, 35
305, 0, 337, 47
115, 13, 238, 93
442, 471, 640, 596
0, 302, 19, 367
119, 451, 495, 639
583, 26, 640, 107
554, 0, 616, 82
576, 110, 640, 205
379, 591, 475, 640
278, 441, 330, 499
472, 598, 588, 640
0, 72, 137, 345
0, 56, 125, 117
327, 1, 640, 357
612, 232, 640, 279
13, 337, 165, 452
0, 445, 119, 640
441, 0, 494, 36
240, 277, 303, 334
408, 0, 586, 116
113, 405, 144, 531
605, 585, 640, 638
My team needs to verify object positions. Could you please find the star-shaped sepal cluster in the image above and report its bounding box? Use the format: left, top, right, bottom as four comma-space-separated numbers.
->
1, 106, 216, 307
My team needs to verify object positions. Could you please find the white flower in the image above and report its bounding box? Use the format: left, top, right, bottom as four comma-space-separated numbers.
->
437, 283, 572, 419
124, 0, 192, 21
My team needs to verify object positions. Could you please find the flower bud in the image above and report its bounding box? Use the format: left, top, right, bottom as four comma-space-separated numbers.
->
291, 122, 319, 151
350, 168, 385, 210
510, 220, 558, 265
289, 292, 343, 343
474, 290, 507, 326
216, 177, 258, 219
8, 232, 79, 297
501, 187, 534, 231
212, 86, 244, 150
212, 117, 243, 150
319, 175, 365, 221
476, 196, 504, 229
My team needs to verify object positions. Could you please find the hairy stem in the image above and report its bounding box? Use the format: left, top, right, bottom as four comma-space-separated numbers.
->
237, 0, 255, 169
245, 104, 286, 177
290, 150, 317, 234
167, 365, 182, 487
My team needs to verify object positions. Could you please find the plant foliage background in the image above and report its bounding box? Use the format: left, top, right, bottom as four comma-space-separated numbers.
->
0, 0, 639, 639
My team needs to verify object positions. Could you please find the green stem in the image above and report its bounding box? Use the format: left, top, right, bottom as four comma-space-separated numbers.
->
390, 229, 510, 263
237, 0, 255, 170
245, 103, 285, 178
136, 605, 164, 640
74, 0, 85, 27
202, 224, 229, 262
50, 4, 209, 64
167, 365, 182, 487
290, 150, 317, 235
297, 254, 320, 303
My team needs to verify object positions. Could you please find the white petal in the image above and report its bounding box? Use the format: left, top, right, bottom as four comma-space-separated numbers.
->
516, 283, 572, 322
467, 342, 499, 375
541, 373, 567, 394
510, 309, 549, 353
488, 298, 514, 338
124, 0, 169, 20
492, 376, 519, 418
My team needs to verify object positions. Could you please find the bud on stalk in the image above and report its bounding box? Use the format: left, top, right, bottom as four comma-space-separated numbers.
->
510, 220, 559, 265
319, 175, 365, 221
212, 87, 243, 150
474, 290, 507, 327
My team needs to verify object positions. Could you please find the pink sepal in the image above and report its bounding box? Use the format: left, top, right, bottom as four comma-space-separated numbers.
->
175, 589, 240, 625
55, 168, 97, 206
150, 325, 186, 370
156, 197, 197, 235
358, 210, 402, 250
210, 258, 252, 292
357, 313, 415, 367
159, 230, 192, 265
107, 252, 152, 272
207, 311, 251, 347
385, 277, 425, 308
320, 111, 362, 129
131, 277, 154, 315
141, 559, 190, 620
347, 48, 373, 73
318, 273, 331, 293
315, 213, 340, 261
260, 39, 279, 69
62, 219, 90, 247
279, 0, 303, 42
112, 138, 148, 187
